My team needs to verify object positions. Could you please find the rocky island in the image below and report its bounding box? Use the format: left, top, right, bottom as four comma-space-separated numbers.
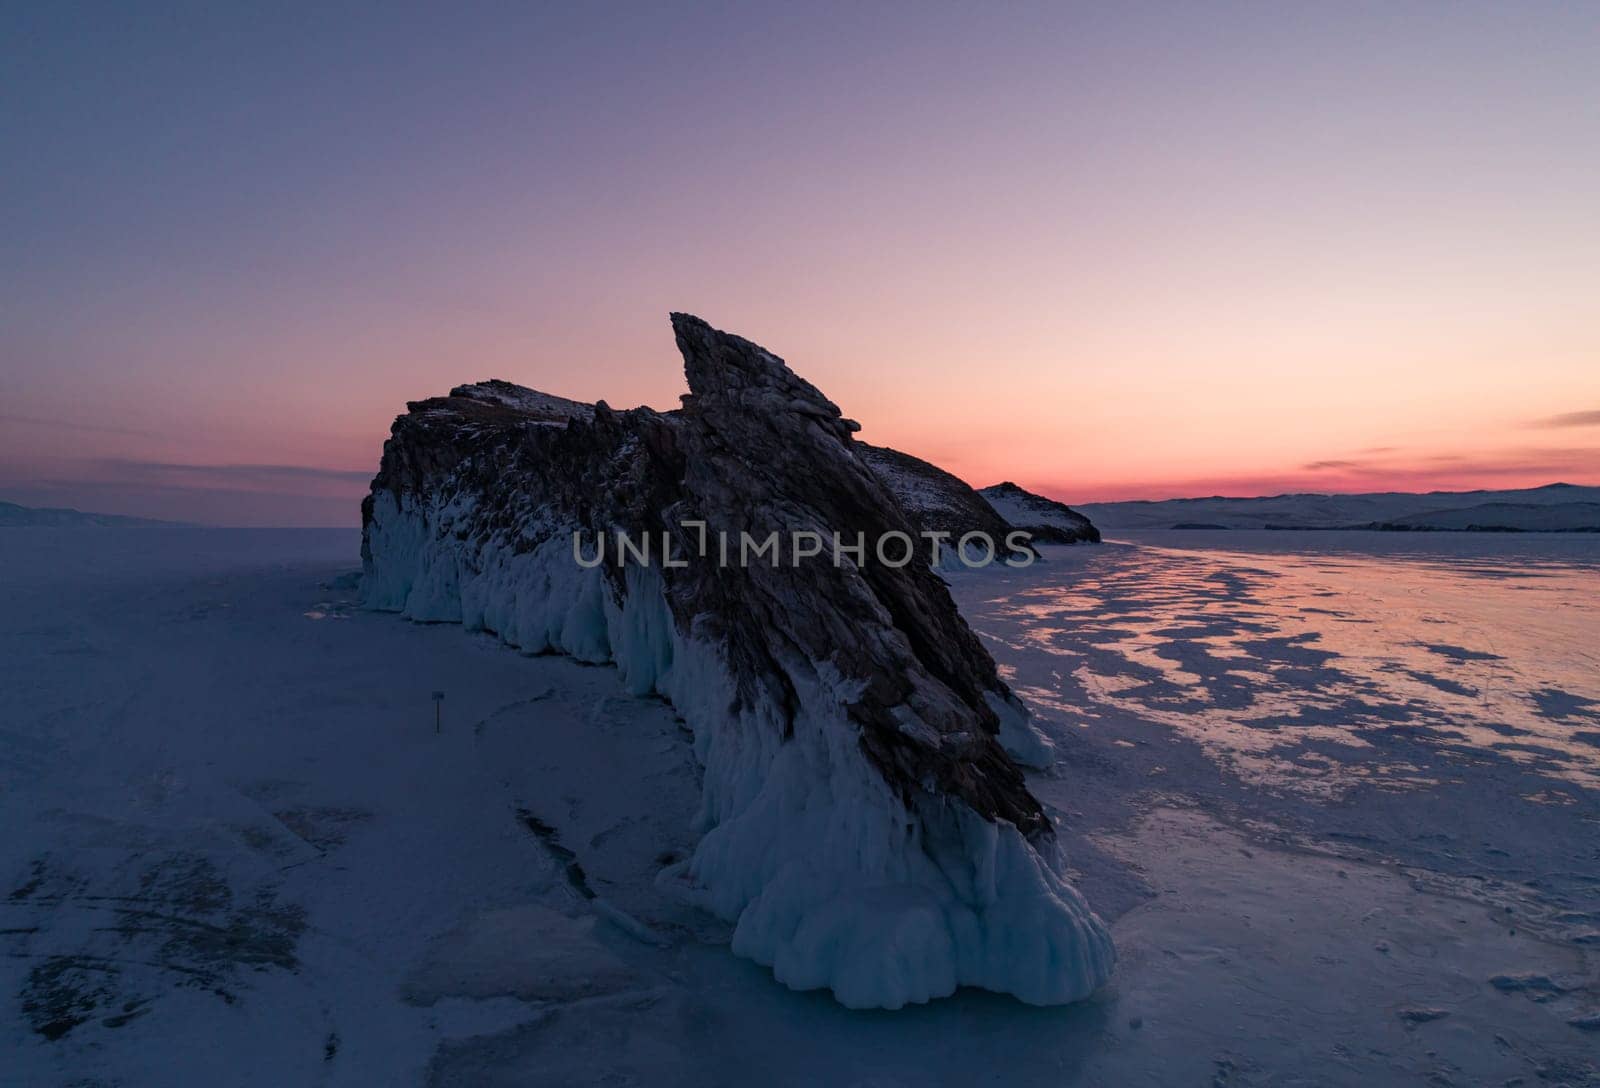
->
360, 314, 1113, 1009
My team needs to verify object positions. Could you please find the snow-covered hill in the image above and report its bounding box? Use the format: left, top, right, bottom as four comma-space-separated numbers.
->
0, 501, 186, 528
1370, 500, 1600, 532
978, 482, 1100, 544
855, 443, 1029, 562
1079, 483, 1600, 531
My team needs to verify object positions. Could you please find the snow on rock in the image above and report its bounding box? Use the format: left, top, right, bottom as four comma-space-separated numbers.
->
856, 444, 1031, 567
979, 482, 1101, 545
445, 380, 595, 423
360, 313, 1114, 1009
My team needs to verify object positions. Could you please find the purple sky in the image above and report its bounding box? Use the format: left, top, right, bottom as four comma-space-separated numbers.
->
4, 3, 1598, 525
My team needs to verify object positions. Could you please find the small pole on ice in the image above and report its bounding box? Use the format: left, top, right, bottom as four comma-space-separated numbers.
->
432, 690, 445, 734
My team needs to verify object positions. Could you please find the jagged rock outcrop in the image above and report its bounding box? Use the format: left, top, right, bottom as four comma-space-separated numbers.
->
979, 481, 1101, 544
856, 444, 1031, 564
361, 314, 1113, 1009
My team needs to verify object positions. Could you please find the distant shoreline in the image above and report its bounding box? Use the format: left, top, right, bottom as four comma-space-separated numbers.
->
1160, 523, 1600, 534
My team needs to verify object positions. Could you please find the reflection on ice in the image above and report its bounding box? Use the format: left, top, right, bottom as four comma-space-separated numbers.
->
963, 531, 1600, 794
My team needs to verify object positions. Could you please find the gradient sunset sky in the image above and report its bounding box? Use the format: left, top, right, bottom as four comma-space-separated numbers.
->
4, 3, 1598, 526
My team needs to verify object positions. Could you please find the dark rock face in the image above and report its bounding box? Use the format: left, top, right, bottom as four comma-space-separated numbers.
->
979, 481, 1101, 544
856, 443, 1029, 562
361, 313, 1113, 1008
666, 316, 1043, 829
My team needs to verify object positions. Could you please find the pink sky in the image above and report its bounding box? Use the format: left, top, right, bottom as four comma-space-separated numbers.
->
3, 4, 1597, 525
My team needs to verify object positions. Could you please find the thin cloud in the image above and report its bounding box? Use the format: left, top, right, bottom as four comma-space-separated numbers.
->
0, 413, 164, 439
1302, 459, 1363, 471
1529, 409, 1600, 429
95, 459, 373, 485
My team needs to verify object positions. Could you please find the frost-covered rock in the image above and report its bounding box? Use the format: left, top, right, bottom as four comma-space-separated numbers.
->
979, 482, 1101, 545
361, 313, 1114, 1009
857, 443, 1032, 566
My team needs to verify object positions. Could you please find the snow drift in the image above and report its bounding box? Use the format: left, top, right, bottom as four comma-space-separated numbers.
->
360, 313, 1113, 1008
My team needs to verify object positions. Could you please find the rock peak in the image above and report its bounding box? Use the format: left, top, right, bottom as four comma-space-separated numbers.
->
670, 312, 856, 435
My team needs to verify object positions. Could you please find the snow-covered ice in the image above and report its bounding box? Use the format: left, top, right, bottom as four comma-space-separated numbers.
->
3, 527, 1598, 1085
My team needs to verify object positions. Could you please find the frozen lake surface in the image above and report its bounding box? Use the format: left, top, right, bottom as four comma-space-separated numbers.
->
2, 528, 1597, 1085
974, 530, 1600, 791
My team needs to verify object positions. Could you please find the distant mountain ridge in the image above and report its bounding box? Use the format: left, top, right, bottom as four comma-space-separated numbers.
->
1078, 483, 1600, 532
1370, 500, 1600, 533
0, 501, 188, 528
